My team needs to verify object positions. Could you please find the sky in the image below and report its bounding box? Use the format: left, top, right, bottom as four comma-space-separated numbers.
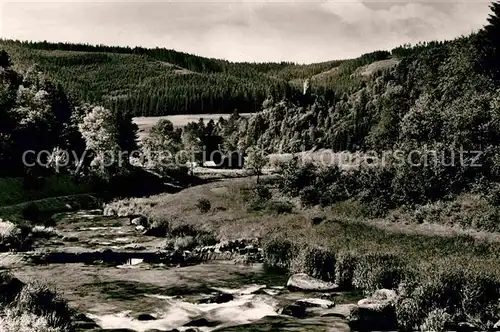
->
0, 0, 494, 63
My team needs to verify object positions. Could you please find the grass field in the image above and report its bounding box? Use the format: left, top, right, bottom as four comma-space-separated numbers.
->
0, 176, 94, 208
105, 176, 500, 258
133, 113, 253, 140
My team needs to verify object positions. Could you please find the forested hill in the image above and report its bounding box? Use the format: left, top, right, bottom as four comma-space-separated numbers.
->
0, 39, 394, 116
217, 2, 500, 154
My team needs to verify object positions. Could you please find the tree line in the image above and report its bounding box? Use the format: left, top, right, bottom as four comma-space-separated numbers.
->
0, 50, 138, 182
0, 39, 398, 117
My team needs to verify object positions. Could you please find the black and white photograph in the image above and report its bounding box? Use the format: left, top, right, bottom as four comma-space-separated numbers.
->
1, 0, 500, 331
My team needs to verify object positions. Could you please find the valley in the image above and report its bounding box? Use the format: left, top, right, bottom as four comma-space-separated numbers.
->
2, 2, 500, 331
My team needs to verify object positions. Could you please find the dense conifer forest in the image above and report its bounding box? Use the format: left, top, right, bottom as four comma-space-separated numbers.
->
0, 39, 392, 116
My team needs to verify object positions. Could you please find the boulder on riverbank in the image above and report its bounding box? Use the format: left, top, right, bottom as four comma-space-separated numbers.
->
287, 273, 339, 292
353, 289, 398, 331
357, 288, 397, 311
131, 216, 149, 228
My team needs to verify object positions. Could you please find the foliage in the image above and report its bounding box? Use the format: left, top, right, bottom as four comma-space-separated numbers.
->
173, 236, 197, 251
195, 198, 211, 214
334, 251, 358, 289
0, 40, 397, 117
77, 105, 126, 179
419, 308, 453, 332
262, 235, 299, 269
0, 273, 72, 332
352, 253, 408, 293
290, 245, 336, 281
141, 119, 183, 175
265, 200, 294, 214
0, 220, 21, 251
245, 147, 268, 182
0, 52, 138, 183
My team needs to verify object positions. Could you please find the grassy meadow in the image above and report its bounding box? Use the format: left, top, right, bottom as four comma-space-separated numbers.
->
133, 113, 253, 140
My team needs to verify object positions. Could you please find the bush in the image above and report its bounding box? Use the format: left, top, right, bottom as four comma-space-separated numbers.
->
13, 282, 72, 329
254, 185, 272, 201
395, 268, 464, 329
0, 309, 64, 332
262, 236, 299, 269
458, 273, 500, 330
0, 220, 31, 252
246, 199, 267, 212
244, 185, 273, 212
195, 232, 217, 247
275, 145, 488, 217
0, 271, 24, 305
411, 270, 465, 318
174, 236, 197, 251
290, 246, 336, 281
419, 308, 453, 332
195, 199, 211, 213
22, 203, 42, 223
394, 267, 500, 330
168, 224, 217, 249
0, 220, 18, 249
148, 215, 169, 235
278, 162, 345, 207
355, 165, 396, 217
335, 251, 358, 289
352, 253, 408, 292
401, 194, 500, 232
396, 297, 421, 331
277, 159, 317, 197
266, 200, 294, 214
299, 186, 320, 206
169, 224, 198, 237
486, 183, 500, 207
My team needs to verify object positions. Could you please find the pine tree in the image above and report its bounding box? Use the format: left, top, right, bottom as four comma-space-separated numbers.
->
485, 1, 500, 44
480, 1, 500, 80
0, 50, 11, 68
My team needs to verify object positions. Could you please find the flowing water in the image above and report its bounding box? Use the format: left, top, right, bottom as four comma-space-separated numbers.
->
11, 211, 357, 332
81, 263, 353, 332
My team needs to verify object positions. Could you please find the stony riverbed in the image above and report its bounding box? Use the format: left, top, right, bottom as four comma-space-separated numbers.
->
3, 210, 398, 332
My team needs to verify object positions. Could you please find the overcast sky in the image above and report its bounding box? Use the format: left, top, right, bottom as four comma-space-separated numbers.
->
0, 0, 493, 63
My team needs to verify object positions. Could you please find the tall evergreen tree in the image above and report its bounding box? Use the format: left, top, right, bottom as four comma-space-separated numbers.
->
478, 1, 500, 80
485, 1, 500, 43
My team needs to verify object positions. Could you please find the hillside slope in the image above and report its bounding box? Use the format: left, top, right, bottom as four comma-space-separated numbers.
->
0, 39, 393, 116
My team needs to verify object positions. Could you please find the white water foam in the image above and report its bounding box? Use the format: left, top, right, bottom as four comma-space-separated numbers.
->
87, 286, 279, 332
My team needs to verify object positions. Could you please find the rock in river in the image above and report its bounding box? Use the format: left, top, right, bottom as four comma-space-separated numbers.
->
131, 215, 149, 227
296, 298, 335, 309
196, 292, 234, 304
135, 313, 157, 321
279, 304, 306, 318
287, 273, 339, 292
354, 289, 398, 331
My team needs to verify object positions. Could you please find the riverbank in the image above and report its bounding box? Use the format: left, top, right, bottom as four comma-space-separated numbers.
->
104, 176, 500, 330
4, 175, 500, 331
2, 207, 363, 332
